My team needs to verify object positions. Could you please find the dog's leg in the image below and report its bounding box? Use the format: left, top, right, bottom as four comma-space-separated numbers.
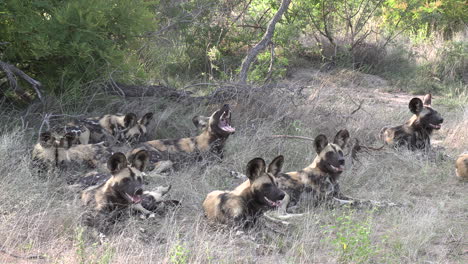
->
263, 212, 290, 226
272, 193, 304, 219
131, 203, 155, 219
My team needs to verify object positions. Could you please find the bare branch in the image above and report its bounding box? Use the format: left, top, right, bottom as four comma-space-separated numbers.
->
0, 60, 44, 103
238, 0, 292, 83
266, 135, 314, 141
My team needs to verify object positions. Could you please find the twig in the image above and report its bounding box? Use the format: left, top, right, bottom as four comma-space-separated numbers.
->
0, 60, 44, 103
266, 135, 314, 141
0, 248, 46, 260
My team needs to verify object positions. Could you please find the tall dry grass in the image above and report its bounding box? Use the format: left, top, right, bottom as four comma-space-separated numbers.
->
0, 70, 466, 263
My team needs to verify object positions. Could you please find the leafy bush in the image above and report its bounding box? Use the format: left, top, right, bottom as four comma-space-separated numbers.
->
0, 0, 154, 97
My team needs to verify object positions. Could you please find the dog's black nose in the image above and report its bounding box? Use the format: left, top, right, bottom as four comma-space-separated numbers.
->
135, 189, 143, 196
439, 118, 444, 123
339, 159, 345, 165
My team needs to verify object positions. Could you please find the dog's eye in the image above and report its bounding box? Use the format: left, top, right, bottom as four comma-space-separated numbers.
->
338, 150, 343, 156
122, 178, 131, 183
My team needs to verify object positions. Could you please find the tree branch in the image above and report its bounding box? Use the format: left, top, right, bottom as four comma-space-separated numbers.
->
238, 0, 291, 83
0, 60, 44, 103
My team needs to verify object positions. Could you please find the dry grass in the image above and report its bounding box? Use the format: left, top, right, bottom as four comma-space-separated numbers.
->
0, 69, 467, 264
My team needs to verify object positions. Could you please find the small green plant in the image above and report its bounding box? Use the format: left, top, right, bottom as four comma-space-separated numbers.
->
75, 227, 87, 264
169, 241, 190, 264
74, 227, 114, 264
325, 210, 381, 263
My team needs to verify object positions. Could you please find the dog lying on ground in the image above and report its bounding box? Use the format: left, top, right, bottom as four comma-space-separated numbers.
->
139, 104, 235, 167
455, 153, 468, 180
64, 112, 153, 145
203, 156, 285, 226
275, 130, 350, 215
381, 94, 443, 151
81, 151, 179, 232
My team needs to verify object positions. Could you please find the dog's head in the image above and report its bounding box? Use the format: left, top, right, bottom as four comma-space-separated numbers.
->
193, 104, 235, 137
408, 94, 443, 131
314, 129, 350, 174
246, 156, 286, 208
106, 150, 149, 204
123, 112, 154, 143
38, 131, 58, 148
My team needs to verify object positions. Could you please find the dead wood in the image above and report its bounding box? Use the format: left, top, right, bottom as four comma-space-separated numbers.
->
0, 60, 44, 103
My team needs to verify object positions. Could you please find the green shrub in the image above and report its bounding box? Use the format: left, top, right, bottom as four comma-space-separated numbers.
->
0, 0, 154, 98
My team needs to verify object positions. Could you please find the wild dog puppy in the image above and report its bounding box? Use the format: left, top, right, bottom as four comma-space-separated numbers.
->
32, 131, 65, 171
203, 156, 285, 226
57, 132, 113, 171
276, 130, 350, 215
53, 124, 91, 145
455, 153, 468, 180
74, 112, 153, 144
126, 146, 173, 173
142, 104, 235, 165
381, 94, 443, 151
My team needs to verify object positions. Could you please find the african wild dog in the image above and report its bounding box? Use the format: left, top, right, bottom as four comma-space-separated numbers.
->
381, 94, 443, 151
141, 104, 235, 165
32, 131, 67, 171
276, 130, 350, 215
53, 124, 91, 145
81, 151, 178, 229
71, 112, 154, 145
455, 153, 468, 180
32, 131, 113, 172
203, 156, 285, 225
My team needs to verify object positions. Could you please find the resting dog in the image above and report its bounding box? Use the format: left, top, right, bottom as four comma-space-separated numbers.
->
203, 156, 285, 226
81, 151, 178, 230
455, 153, 468, 180
66, 112, 153, 145
276, 130, 350, 215
140, 104, 235, 165
381, 94, 443, 151
32, 131, 113, 172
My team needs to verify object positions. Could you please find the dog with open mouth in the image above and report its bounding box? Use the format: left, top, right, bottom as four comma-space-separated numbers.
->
275, 130, 350, 215
203, 156, 285, 226
381, 94, 443, 151
80, 151, 178, 230
140, 104, 235, 166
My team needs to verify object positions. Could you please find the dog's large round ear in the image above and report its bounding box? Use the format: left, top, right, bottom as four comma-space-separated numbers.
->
314, 134, 328, 154
246, 158, 266, 181
139, 112, 154, 126
192, 116, 209, 130
60, 132, 76, 149
128, 149, 149, 172
268, 155, 284, 176
124, 113, 138, 128
409, 98, 423, 114
423, 93, 432, 106
107, 152, 128, 174
333, 129, 350, 149
39, 132, 54, 147
39, 131, 52, 143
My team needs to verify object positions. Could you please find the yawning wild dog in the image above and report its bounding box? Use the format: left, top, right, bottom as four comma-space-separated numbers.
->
455, 153, 468, 180
381, 94, 443, 151
203, 156, 285, 226
276, 130, 350, 215
141, 104, 235, 165
70, 112, 153, 145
